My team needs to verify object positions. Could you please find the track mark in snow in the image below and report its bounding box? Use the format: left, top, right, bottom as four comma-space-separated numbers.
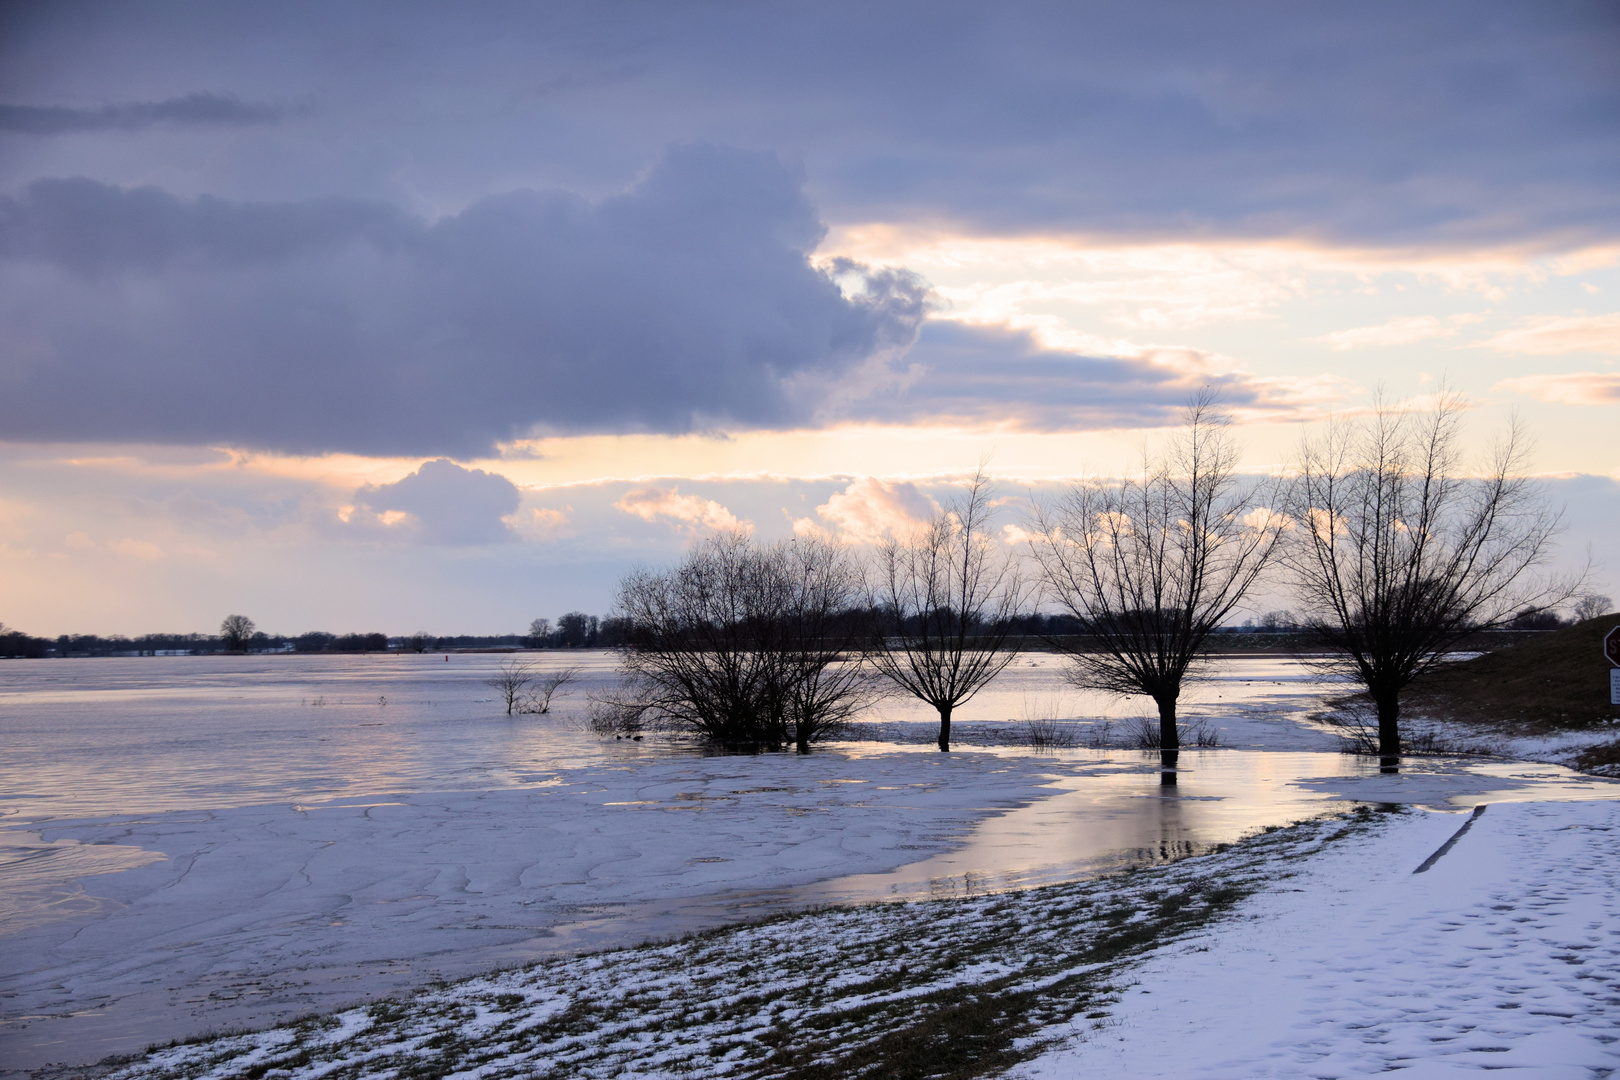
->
1015, 800, 1620, 1080
1413, 803, 1488, 874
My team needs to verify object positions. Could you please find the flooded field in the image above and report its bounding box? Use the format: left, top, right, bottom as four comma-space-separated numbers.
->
0, 650, 1346, 820
2, 651, 1616, 1069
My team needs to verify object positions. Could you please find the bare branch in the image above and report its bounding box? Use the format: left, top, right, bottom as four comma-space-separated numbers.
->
518, 665, 580, 714
1027, 392, 1284, 751
867, 468, 1028, 751
1281, 387, 1583, 766
485, 659, 534, 716
611, 531, 877, 749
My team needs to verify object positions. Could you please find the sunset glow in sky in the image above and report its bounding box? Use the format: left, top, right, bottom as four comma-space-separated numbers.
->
2, 1, 1616, 634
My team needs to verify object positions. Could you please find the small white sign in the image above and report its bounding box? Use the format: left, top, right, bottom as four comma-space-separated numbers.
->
1613, 668, 1620, 707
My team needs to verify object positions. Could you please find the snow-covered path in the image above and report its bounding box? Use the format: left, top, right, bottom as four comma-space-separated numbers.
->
1015, 800, 1620, 1079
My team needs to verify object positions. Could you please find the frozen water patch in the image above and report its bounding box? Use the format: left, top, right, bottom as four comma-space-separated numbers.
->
0, 833, 166, 935
93, 814, 1369, 1080
4, 653, 1618, 1072
0, 746, 1086, 1067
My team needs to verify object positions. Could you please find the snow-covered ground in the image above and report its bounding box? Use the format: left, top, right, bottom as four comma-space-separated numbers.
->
80, 811, 1373, 1080
1420, 720, 1620, 778
86, 800, 1620, 1080
1014, 799, 1620, 1080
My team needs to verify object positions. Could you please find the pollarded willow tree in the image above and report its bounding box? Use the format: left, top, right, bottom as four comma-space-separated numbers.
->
611, 531, 875, 750
1283, 391, 1577, 769
1029, 393, 1286, 751
868, 470, 1026, 752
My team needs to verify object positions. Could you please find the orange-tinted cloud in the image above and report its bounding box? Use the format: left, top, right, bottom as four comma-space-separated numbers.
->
1479, 315, 1620, 356
614, 487, 750, 534
1495, 372, 1620, 405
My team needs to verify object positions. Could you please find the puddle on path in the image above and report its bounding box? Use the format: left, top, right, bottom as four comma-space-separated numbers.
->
748, 749, 1620, 906
805, 750, 1372, 902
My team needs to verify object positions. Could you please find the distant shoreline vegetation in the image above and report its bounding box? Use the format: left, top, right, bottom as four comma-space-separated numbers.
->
0, 616, 1570, 660
0, 628, 606, 659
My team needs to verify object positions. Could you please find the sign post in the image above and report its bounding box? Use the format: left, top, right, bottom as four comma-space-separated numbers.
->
1606, 626, 1620, 706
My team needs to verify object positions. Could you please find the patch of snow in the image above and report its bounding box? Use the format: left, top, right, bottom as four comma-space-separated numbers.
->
1013, 799, 1620, 1079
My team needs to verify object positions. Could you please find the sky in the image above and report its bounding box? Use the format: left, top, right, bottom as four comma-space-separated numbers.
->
1, 0, 1617, 636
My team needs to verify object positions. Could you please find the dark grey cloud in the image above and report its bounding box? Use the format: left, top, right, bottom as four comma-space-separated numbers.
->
2, 1, 1612, 248
0, 177, 406, 276
0, 92, 293, 134
0, 145, 931, 455
354, 459, 520, 545
844, 321, 1256, 430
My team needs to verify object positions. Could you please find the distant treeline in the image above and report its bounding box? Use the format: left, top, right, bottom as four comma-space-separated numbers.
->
0, 621, 629, 658
0, 604, 1570, 660
0, 630, 398, 658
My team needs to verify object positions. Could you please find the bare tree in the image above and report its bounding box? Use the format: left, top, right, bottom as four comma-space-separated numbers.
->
869, 470, 1025, 752
1029, 394, 1285, 752
556, 612, 595, 647
1282, 391, 1578, 769
1573, 593, 1613, 622
613, 532, 769, 742
519, 666, 580, 714
527, 618, 552, 647
220, 614, 256, 652
612, 531, 875, 748
762, 536, 878, 751
486, 658, 535, 715
407, 631, 432, 653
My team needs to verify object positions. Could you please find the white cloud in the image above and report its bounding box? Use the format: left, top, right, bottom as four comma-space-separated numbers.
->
1241, 508, 1294, 532
1001, 522, 1041, 546
509, 506, 576, 541
811, 478, 938, 544
1315, 314, 1483, 351
614, 487, 750, 533
924, 242, 1305, 330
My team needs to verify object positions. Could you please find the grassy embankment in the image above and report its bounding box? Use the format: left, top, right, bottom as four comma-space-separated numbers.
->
102, 814, 1379, 1080
1406, 615, 1620, 772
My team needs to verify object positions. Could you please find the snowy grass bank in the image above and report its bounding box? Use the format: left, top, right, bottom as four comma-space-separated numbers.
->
1014, 798, 1620, 1078
102, 813, 1377, 1080
1311, 696, 1620, 778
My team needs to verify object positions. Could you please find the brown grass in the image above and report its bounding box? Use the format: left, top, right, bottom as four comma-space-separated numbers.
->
1574, 740, 1620, 775
1407, 615, 1620, 733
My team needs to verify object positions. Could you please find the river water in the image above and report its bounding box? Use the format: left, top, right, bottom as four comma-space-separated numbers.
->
2, 651, 1615, 1069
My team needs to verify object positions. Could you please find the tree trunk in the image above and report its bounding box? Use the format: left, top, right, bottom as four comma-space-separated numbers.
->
1156, 695, 1180, 751
1159, 749, 1179, 787
1376, 692, 1401, 773
937, 701, 952, 752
